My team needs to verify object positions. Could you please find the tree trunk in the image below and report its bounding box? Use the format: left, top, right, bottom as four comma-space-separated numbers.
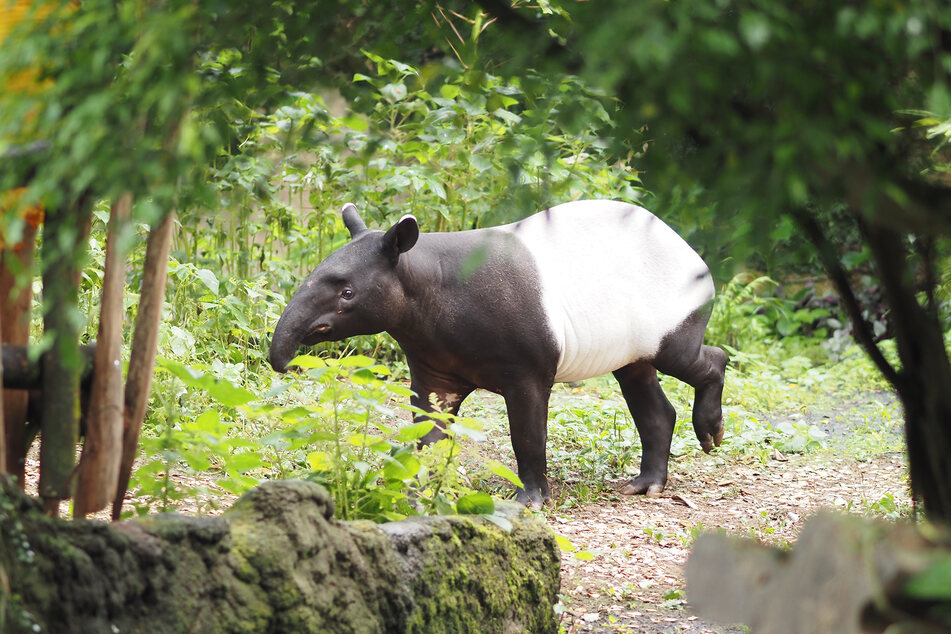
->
113, 210, 175, 519
74, 194, 131, 517
38, 199, 93, 516
863, 222, 951, 521
797, 208, 951, 521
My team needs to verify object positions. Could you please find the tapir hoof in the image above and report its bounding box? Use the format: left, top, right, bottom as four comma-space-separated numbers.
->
620, 475, 665, 498
515, 487, 549, 509
697, 417, 725, 453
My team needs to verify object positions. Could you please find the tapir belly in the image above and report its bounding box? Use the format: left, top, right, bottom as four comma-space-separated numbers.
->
503, 200, 714, 383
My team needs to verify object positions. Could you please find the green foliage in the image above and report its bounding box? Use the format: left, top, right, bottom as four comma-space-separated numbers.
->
707, 274, 782, 351
157, 55, 646, 366
126, 351, 510, 522
482, 1, 951, 230
902, 553, 951, 627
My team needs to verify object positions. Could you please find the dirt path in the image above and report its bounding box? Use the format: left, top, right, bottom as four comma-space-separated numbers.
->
553, 391, 909, 633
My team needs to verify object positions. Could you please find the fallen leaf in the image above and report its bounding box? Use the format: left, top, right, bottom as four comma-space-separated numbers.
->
672, 493, 699, 510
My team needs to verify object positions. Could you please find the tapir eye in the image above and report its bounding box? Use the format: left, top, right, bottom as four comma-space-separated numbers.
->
341, 288, 354, 300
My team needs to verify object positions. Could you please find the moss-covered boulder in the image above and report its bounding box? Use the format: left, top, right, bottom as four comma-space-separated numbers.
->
0, 479, 560, 633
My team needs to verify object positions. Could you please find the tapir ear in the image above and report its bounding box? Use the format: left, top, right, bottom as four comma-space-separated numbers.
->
382, 214, 419, 260
341, 203, 368, 238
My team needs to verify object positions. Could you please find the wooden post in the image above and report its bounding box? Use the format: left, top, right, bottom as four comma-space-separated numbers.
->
74, 194, 131, 517
0, 212, 39, 485
38, 198, 92, 517
112, 210, 175, 520
0, 303, 4, 475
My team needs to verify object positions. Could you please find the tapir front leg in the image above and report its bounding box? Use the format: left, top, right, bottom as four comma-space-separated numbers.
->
502, 380, 553, 508
408, 373, 474, 446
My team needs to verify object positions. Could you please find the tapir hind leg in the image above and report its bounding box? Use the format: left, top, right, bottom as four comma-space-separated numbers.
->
613, 362, 676, 497
652, 310, 728, 453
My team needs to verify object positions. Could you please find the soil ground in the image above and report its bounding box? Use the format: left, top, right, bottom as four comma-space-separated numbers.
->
21, 382, 909, 633
549, 389, 908, 633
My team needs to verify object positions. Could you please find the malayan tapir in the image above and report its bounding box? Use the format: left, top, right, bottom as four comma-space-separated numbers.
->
269, 199, 727, 506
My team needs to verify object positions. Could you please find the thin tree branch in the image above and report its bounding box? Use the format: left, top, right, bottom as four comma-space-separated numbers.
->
920, 235, 939, 323
790, 208, 902, 388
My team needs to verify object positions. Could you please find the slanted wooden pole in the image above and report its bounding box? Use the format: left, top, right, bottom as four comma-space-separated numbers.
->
74, 194, 131, 517
112, 210, 175, 520
38, 198, 92, 517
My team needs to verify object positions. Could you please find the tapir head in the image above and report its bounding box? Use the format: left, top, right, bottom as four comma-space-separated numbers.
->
268, 203, 419, 373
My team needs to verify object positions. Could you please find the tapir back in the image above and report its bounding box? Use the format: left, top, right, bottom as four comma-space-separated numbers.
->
502, 200, 714, 382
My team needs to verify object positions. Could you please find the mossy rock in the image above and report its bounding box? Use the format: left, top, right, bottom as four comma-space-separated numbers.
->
0, 479, 559, 633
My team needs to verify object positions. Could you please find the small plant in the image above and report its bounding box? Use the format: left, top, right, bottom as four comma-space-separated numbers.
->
129, 353, 523, 524
706, 274, 781, 351
862, 493, 910, 521
644, 526, 667, 544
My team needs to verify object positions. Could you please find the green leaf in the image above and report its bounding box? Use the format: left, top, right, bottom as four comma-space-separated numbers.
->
493, 108, 521, 125
449, 421, 486, 442
193, 410, 220, 432
340, 114, 368, 132
481, 512, 513, 532
156, 359, 254, 406
456, 492, 495, 515
776, 316, 800, 337
350, 368, 381, 385
387, 384, 415, 398
349, 433, 383, 447
383, 453, 421, 480
555, 535, 575, 551
739, 11, 771, 50
227, 452, 263, 471
381, 82, 407, 103
158, 358, 203, 384
337, 355, 374, 368
204, 380, 256, 407
396, 421, 435, 442
439, 84, 460, 99
905, 556, 951, 599
195, 268, 219, 296
307, 451, 333, 471
288, 355, 326, 369
487, 460, 524, 488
